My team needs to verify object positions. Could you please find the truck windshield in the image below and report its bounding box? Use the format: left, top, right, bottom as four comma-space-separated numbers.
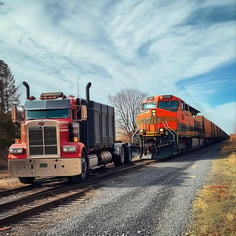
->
142, 102, 156, 110
26, 109, 70, 119
158, 100, 179, 112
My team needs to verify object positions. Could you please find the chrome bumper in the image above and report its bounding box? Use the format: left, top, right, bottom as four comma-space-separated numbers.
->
8, 158, 82, 177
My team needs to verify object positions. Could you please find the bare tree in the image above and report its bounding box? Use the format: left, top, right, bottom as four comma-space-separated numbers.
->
0, 60, 18, 114
109, 89, 146, 142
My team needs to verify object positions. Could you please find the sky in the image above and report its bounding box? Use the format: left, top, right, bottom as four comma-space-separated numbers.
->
0, 0, 235, 134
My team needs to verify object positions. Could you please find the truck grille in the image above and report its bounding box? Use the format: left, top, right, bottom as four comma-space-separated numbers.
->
28, 126, 58, 156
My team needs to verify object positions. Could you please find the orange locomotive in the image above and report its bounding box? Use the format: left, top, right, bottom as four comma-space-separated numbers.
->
135, 95, 228, 159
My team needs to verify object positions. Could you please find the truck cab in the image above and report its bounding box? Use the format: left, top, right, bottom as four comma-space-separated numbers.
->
8, 82, 129, 184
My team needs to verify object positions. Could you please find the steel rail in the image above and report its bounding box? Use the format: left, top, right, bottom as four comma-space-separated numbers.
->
0, 177, 65, 197
0, 159, 156, 227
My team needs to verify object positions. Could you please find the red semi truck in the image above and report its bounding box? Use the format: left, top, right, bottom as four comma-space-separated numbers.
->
8, 82, 131, 184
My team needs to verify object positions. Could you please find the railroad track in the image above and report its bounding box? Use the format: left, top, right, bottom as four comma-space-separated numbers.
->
0, 159, 156, 227
0, 177, 68, 198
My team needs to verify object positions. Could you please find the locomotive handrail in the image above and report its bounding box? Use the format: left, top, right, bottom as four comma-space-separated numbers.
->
131, 129, 139, 144
161, 120, 177, 143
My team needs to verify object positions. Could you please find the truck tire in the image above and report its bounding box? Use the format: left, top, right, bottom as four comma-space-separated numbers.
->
18, 177, 35, 184
113, 144, 125, 166
70, 151, 88, 182
124, 144, 132, 163
80, 151, 88, 181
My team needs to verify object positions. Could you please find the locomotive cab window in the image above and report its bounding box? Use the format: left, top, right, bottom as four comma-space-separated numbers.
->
158, 100, 179, 112
142, 102, 156, 110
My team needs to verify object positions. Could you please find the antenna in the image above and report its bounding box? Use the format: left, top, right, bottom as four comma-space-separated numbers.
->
77, 82, 79, 97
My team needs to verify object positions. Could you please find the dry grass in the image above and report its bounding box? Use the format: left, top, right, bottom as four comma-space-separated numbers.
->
0, 176, 24, 190
186, 136, 236, 236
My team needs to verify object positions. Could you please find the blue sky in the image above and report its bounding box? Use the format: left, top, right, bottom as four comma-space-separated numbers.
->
0, 0, 235, 134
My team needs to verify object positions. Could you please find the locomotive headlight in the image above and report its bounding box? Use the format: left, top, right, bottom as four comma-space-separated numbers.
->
151, 109, 156, 116
9, 147, 24, 154
159, 128, 164, 132
63, 146, 76, 153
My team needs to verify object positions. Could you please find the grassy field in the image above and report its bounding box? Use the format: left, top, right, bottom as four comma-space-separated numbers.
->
186, 135, 236, 236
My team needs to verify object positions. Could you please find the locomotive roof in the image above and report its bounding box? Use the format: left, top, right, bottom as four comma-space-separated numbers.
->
188, 105, 200, 115
144, 95, 200, 115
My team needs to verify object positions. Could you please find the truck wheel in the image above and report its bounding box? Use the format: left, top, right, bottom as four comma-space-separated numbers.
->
70, 151, 88, 183
18, 177, 35, 184
124, 145, 132, 163
80, 151, 88, 181
113, 145, 125, 166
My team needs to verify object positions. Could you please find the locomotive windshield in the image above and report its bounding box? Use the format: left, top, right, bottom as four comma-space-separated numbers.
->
142, 102, 156, 110
158, 100, 179, 112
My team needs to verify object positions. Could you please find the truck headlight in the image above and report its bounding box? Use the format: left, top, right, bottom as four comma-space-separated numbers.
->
160, 128, 164, 132
9, 147, 24, 154
63, 146, 76, 153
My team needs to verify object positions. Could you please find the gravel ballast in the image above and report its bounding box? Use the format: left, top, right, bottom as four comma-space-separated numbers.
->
2, 143, 224, 236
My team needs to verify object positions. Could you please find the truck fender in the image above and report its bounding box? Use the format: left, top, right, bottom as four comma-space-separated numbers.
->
71, 142, 88, 159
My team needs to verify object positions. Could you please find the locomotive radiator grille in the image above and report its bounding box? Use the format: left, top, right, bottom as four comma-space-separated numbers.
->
28, 126, 58, 156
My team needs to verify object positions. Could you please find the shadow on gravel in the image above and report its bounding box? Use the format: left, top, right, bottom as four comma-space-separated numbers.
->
100, 141, 235, 189
100, 157, 203, 189
166, 141, 234, 163
102, 165, 198, 189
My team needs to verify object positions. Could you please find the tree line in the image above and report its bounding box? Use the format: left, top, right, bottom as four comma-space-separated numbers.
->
0, 59, 19, 161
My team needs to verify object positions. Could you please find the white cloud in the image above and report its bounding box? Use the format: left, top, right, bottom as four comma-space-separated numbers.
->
0, 0, 235, 133
200, 102, 236, 135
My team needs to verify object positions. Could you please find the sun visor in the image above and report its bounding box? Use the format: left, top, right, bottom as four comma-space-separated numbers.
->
25, 99, 70, 110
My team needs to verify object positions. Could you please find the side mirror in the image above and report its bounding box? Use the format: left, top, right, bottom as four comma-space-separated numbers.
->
11, 105, 24, 123
11, 105, 18, 123
81, 105, 87, 121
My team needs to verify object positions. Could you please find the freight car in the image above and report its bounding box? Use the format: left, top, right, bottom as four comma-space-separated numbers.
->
8, 82, 131, 184
134, 95, 228, 159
